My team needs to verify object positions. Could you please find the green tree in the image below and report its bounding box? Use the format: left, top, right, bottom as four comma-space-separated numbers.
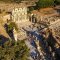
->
54, 0, 60, 5
8, 22, 18, 32
0, 40, 29, 60
36, 0, 55, 9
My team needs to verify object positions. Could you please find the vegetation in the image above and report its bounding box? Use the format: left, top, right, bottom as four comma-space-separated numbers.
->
36, 0, 60, 9
0, 0, 60, 9
7, 22, 18, 32
28, 7, 34, 13
0, 40, 29, 60
54, 0, 60, 5
27, 0, 60, 11
0, 0, 60, 5
36, 0, 55, 8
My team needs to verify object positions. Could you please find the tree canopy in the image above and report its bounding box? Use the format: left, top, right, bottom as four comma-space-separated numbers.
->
36, 0, 55, 8
54, 0, 60, 5
0, 40, 29, 60
36, 0, 60, 9
7, 22, 18, 32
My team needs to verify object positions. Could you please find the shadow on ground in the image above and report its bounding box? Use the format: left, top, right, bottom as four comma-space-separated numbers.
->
0, 35, 9, 45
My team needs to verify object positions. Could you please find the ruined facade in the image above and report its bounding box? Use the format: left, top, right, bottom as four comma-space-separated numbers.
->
12, 7, 29, 28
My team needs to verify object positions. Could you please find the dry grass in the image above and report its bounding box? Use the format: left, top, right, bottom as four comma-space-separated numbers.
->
0, 18, 10, 38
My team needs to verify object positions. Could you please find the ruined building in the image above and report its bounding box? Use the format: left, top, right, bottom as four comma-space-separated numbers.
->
12, 6, 29, 28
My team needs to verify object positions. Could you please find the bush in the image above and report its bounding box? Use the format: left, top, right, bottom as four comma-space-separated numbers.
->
8, 22, 18, 32
36, 0, 55, 9
0, 40, 29, 60
54, 0, 60, 5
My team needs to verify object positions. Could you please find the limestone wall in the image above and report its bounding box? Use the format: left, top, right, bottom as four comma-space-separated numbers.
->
12, 7, 28, 23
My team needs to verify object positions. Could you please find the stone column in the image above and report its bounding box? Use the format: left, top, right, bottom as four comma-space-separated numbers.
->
13, 28, 18, 41
41, 16, 43, 21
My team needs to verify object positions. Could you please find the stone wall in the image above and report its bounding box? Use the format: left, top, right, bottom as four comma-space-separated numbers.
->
12, 7, 29, 26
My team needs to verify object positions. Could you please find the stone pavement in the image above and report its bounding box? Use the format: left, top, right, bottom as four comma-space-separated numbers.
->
17, 21, 32, 40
